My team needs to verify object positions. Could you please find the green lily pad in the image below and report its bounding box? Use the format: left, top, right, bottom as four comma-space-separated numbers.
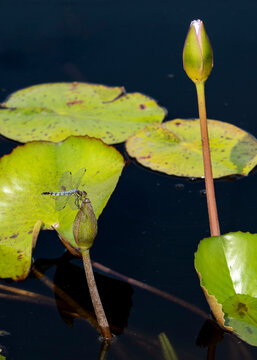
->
195, 232, 257, 345
0, 136, 124, 280
126, 119, 257, 178
0, 82, 165, 144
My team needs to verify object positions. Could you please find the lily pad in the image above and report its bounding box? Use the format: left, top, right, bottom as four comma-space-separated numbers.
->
125, 119, 257, 178
0, 136, 124, 280
0, 82, 166, 144
195, 232, 257, 346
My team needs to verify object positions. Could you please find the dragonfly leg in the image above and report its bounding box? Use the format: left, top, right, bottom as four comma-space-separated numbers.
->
75, 194, 81, 209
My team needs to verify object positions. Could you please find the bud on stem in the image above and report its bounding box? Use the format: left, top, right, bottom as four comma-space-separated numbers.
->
73, 198, 112, 340
183, 19, 213, 83
73, 198, 97, 251
183, 19, 220, 237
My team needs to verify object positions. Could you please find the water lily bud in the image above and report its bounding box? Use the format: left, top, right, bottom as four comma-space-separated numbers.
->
183, 20, 213, 83
73, 198, 97, 251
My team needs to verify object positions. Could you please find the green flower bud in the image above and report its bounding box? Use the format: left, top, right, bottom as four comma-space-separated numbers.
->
73, 198, 97, 251
183, 19, 213, 83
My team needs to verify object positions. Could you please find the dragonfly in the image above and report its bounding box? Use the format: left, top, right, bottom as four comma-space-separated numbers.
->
42, 168, 88, 211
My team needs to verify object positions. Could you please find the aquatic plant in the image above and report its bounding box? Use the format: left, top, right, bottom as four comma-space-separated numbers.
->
183, 19, 257, 345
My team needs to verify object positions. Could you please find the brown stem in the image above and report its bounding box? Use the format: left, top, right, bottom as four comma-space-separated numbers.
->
92, 261, 209, 319
195, 81, 220, 237
0, 283, 97, 326
0, 291, 55, 306
0, 283, 46, 298
207, 345, 216, 360
82, 249, 112, 340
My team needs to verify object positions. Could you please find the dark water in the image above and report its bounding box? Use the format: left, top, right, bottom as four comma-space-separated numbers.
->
1, 1, 257, 359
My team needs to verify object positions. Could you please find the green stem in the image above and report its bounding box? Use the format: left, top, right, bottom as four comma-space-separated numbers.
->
82, 249, 112, 340
195, 81, 220, 237
97, 340, 111, 360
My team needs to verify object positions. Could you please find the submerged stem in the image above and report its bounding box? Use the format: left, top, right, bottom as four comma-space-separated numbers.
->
97, 340, 111, 360
195, 81, 220, 237
82, 249, 112, 340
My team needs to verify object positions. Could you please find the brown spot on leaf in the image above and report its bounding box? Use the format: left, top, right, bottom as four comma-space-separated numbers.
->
17, 254, 23, 260
70, 82, 78, 90
237, 302, 248, 317
139, 104, 146, 110
27, 230, 32, 234
139, 154, 152, 160
175, 122, 181, 126
67, 99, 84, 106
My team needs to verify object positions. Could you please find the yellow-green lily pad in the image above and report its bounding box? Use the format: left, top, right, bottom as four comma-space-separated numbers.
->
0, 136, 124, 280
0, 82, 166, 144
126, 119, 257, 178
195, 232, 257, 346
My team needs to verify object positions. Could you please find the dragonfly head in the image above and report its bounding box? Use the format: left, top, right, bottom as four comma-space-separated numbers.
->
77, 190, 87, 197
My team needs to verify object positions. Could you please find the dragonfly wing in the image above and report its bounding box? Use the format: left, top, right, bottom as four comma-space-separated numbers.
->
55, 196, 69, 211
68, 194, 79, 210
72, 168, 86, 189
59, 171, 72, 192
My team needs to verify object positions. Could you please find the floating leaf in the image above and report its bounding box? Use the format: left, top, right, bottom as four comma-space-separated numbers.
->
195, 232, 257, 346
126, 119, 257, 178
0, 136, 124, 280
0, 82, 165, 144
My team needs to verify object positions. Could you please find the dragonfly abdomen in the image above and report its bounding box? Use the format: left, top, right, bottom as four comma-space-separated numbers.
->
42, 189, 79, 196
